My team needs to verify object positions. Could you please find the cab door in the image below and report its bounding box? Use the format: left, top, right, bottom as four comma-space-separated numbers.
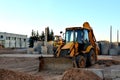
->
74, 30, 84, 55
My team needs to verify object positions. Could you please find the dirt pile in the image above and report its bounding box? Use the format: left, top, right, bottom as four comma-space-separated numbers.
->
62, 68, 102, 80
0, 69, 44, 80
97, 60, 120, 67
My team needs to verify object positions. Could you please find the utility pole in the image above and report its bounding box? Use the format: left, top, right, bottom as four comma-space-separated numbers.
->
117, 30, 119, 42
110, 26, 112, 43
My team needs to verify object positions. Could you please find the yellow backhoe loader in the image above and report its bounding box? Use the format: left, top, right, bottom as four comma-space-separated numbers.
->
39, 22, 100, 71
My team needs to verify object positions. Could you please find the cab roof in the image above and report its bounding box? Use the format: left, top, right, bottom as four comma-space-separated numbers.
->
66, 27, 89, 30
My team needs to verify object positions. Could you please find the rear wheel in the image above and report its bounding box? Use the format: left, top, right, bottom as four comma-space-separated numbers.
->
76, 55, 86, 68
87, 49, 96, 66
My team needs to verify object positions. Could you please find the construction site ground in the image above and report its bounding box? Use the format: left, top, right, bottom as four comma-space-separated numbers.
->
0, 48, 120, 80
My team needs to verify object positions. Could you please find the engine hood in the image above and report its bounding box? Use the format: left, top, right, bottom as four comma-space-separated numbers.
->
61, 42, 74, 49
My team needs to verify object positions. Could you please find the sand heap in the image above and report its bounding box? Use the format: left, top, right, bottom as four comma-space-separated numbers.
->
0, 69, 44, 80
62, 68, 102, 80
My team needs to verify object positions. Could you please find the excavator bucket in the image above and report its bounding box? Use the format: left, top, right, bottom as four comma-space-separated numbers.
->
38, 55, 74, 71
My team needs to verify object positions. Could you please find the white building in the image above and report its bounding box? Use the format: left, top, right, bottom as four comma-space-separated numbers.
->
0, 32, 27, 48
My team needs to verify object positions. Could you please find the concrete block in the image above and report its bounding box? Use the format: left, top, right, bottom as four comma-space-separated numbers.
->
111, 69, 120, 79
41, 46, 47, 54
27, 48, 33, 54
33, 41, 43, 54
104, 69, 120, 80
33, 51, 39, 54
34, 44, 42, 54
99, 41, 110, 55
109, 48, 118, 55
103, 69, 112, 79
111, 42, 118, 48
113, 78, 120, 80
47, 44, 53, 54
88, 69, 104, 79
117, 47, 120, 55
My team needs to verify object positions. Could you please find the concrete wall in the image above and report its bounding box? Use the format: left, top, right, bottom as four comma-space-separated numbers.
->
27, 41, 54, 54
98, 41, 110, 55
98, 41, 120, 55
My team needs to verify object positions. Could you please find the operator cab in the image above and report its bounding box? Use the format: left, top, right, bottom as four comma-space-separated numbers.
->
65, 27, 89, 43
65, 27, 90, 50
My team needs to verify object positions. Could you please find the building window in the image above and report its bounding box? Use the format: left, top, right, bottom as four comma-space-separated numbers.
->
24, 39, 26, 42
12, 37, 15, 40
6, 37, 10, 40
14, 37, 16, 40
0, 35, 3, 38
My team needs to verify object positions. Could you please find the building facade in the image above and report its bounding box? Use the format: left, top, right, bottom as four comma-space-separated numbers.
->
0, 32, 27, 48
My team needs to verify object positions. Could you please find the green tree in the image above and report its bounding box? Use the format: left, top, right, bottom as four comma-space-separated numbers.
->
46, 27, 49, 41
29, 29, 40, 47
49, 29, 54, 41
31, 29, 35, 37
41, 31, 45, 41
36, 30, 39, 37
29, 36, 34, 47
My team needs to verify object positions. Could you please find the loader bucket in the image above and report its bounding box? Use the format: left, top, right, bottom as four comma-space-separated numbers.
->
39, 55, 74, 71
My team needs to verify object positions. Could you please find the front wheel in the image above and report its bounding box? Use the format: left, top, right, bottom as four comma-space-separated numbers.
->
76, 55, 86, 68
87, 49, 96, 66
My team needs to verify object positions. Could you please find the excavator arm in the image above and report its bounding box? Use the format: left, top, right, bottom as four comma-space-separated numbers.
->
83, 22, 100, 55
83, 22, 96, 46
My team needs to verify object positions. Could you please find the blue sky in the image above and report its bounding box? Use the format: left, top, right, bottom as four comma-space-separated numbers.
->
0, 0, 120, 42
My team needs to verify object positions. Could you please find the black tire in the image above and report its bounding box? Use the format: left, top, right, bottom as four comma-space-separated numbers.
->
87, 49, 96, 66
76, 55, 86, 68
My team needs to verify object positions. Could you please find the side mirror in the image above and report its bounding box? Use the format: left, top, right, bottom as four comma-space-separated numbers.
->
60, 31, 63, 34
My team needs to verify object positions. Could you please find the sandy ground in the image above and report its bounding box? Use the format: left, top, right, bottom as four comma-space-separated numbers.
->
0, 49, 62, 80
0, 69, 44, 80
0, 57, 63, 80
0, 48, 27, 54
0, 49, 120, 80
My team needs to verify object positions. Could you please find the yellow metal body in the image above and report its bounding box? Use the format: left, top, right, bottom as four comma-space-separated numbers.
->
53, 35, 62, 47
39, 22, 100, 71
53, 35, 63, 53
56, 22, 99, 59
